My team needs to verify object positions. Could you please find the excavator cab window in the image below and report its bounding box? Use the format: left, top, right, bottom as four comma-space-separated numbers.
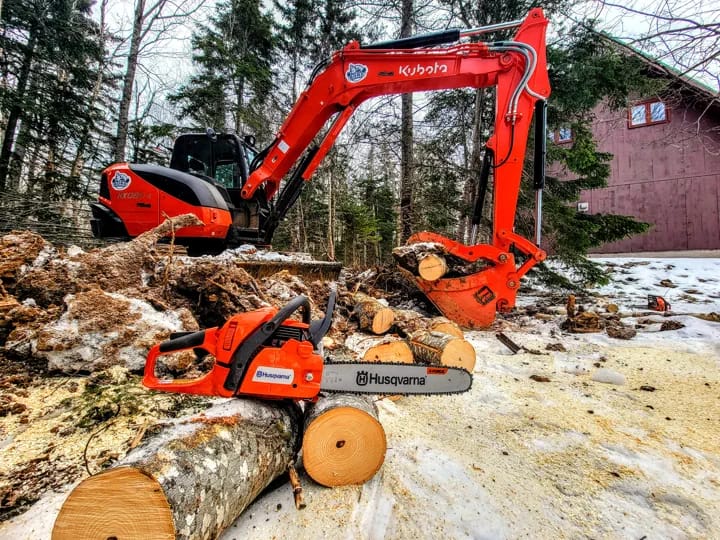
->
170, 133, 248, 189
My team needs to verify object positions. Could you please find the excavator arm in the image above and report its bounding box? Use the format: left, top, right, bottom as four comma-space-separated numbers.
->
247, 8, 551, 328
245, 9, 548, 244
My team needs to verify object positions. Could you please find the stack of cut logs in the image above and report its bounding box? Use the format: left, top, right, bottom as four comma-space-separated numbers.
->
353, 291, 477, 373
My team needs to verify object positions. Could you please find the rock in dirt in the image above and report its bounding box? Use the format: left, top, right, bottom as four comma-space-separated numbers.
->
606, 322, 636, 340
591, 368, 626, 386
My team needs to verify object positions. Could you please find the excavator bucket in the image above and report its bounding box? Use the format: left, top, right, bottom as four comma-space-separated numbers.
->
400, 231, 545, 330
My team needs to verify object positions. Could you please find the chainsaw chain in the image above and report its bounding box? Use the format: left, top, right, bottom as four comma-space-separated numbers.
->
320, 359, 473, 396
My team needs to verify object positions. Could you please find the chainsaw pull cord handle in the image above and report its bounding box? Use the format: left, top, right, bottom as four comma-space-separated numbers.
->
223, 295, 312, 393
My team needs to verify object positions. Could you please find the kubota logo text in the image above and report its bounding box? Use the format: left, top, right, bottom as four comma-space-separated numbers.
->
356, 370, 426, 386
399, 62, 449, 77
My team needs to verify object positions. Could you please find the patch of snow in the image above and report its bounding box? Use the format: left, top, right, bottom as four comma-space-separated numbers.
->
591, 368, 626, 385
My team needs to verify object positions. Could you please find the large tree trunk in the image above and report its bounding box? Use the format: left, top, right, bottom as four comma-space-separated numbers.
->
114, 0, 145, 163
52, 399, 303, 540
302, 394, 386, 487
399, 0, 414, 243
0, 32, 36, 191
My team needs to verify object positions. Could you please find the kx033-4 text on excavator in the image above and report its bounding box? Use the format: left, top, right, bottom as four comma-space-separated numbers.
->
91, 8, 551, 329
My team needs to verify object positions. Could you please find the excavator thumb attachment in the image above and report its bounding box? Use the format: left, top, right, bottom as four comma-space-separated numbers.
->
400, 231, 545, 329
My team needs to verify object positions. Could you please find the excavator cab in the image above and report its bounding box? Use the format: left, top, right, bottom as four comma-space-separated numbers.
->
90, 130, 273, 253
169, 130, 255, 191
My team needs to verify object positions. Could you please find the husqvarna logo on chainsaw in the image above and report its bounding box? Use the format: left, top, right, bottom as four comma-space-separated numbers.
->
346, 63, 368, 83
111, 171, 131, 191
356, 370, 369, 386
252, 366, 294, 385
399, 62, 449, 77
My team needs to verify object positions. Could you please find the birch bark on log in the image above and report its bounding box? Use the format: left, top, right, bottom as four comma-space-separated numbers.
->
353, 292, 394, 334
393, 309, 464, 339
52, 399, 302, 540
349, 335, 414, 363
408, 330, 476, 372
302, 394, 386, 487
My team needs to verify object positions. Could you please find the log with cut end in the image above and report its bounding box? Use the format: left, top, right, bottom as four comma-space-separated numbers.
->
52, 399, 302, 540
408, 330, 476, 372
417, 253, 448, 281
393, 242, 492, 279
363, 339, 413, 364
353, 292, 394, 334
302, 394, 387, 487
353, 335, 414, 364
393, 309, 464, 338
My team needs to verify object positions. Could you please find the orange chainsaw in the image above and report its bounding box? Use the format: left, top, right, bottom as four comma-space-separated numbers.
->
143, 290, 472, 401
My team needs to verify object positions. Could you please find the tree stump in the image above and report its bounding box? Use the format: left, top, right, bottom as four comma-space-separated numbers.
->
52, 399, 302, 540
408, 330, 476, 372
302, 394, 386, 487
353, 292, 394, 334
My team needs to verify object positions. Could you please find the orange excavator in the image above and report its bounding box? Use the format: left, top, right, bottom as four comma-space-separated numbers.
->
91, 8, 550, 328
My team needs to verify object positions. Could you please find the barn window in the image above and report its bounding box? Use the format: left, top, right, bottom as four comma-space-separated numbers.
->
628, 100, 669, 128
548, 126, 573, 143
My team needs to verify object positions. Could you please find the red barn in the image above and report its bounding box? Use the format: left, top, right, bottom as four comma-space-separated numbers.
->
560, 47, 720, 253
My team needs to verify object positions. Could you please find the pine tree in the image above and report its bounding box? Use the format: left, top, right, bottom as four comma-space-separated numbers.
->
0, 0, 104, 197
169, 0, 275, 135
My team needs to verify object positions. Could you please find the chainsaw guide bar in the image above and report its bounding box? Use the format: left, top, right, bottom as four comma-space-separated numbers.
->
320, 360, 472, 396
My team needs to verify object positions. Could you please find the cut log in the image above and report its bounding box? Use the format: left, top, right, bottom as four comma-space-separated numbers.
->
52, 399, 302, 540
302, 394, 386, 487
347, 334, 413, 364
408, 330, 476, 372
353, 292, 394, 334
362, 338, 414, 364
429, 317, 464, 338
417, 253, 448, 281
393, 242, 492, 279
393, 309, 464, 338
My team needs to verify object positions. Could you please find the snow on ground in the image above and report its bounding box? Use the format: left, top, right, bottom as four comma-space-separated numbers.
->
2, 257, 719, 539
